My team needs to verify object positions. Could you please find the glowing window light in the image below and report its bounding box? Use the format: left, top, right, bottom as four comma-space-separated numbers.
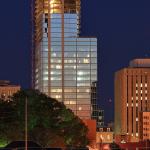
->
78, 107, 82, 111
77, 71, 83, 75
83, 58, 89, 63
70, 101, 76, 104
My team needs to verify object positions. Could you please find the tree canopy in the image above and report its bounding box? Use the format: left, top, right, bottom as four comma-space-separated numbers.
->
0, 89, 89, 147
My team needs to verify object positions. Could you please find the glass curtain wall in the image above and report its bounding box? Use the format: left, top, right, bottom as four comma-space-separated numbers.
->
33, 0, 97, 119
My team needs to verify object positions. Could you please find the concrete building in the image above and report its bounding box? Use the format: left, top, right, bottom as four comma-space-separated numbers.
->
139, 111, 150, 141
0, 80, 20, 100
91, 81, 104, 130
96, 127, 114, 144
115, 59, 150, 142
32, 0, 97, 119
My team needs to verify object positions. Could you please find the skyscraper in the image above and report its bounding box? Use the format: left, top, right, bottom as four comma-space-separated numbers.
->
32, 0, 97, 119
115, 59, 150, 142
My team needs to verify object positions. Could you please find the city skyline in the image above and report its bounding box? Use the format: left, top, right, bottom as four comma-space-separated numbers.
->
0, 0, 150, 123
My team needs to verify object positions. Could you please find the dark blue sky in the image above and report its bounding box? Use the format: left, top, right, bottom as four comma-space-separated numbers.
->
0, 0, 150, 123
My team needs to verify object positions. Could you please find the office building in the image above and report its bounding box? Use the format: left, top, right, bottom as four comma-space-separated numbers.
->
32, 0, 97, 119
0, 80, 20, 100
115, 59, 150, 142
91, 81, 104, 129
139, 111, 150, 141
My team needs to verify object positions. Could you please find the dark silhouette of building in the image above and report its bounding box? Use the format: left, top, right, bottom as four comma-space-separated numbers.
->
91, 81, 104, 130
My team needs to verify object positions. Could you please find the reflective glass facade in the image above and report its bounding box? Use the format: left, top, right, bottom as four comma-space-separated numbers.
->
32, 0, 97, 119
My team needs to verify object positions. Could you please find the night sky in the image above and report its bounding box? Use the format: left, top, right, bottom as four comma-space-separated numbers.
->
0, 0, 150, 124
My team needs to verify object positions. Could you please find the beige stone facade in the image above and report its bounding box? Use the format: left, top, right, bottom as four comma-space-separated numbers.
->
139, 111, 150, 141
96, 129, 113, 144
115, 59, 150, 142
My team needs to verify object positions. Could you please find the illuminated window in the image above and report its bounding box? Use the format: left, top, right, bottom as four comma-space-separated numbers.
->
43, 77, 48, 80
141, 84, 143, 87
51, 89, 62, 92
77, 71, 83, 75
78, 107, 82, 111
107, 135, 110, 140
55, 95, 61, 99
136, 90, 138, 94
83, 59, 89, 63
145, 83, 147, 87
145, 90, 147, 94
107, 128, 110, 132
64, 101, 69, 104
99, 128, 103, 132
86, 89, 90, 92
136, 97, 138, 100
70, 101, 76, 104
56, 65, 62, 69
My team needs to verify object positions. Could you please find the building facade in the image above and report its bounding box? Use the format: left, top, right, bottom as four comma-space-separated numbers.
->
32, 0, 97, 119
139, 111, 150, 141
91, 81, 104, 129
96, 127, 114, 144
0, 80, 20, 100
115, 59, 150, 142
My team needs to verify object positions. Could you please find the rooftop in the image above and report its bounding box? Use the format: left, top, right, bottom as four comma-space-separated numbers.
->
129, 58, 150, 68
0, 80, 20, 87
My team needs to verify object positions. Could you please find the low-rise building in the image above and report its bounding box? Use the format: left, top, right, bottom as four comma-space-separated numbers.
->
96, 127, 114, 144
0, 80, 20, 100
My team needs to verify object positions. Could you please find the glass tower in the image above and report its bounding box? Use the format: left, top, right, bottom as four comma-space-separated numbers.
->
32, 0, 97, 119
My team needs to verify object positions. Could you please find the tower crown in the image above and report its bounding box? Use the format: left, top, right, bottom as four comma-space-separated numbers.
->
43, 0, 80, 14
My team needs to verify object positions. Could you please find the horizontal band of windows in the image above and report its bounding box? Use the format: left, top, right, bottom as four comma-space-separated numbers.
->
63, 101, 90, 104
77, 101, 91, 105
42, 78, 92, 81
65, 105, 91, 110
40, 84, 91, 88
42, 75, 92, 80
41, 55, 97, 58
41, 72, 96, 76
42, 83, 91, 87
49, 89, 90, 93
41, 63, 97, 67
46, 45, 94, 50
64, 101, 77, 105
50, 28, 78, 33
45, 16, 78, 20
51, 19, 78, 23
50, 14, 78, 18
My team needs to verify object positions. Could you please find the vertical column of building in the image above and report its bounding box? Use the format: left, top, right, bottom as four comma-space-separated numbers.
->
48, 0, 51, 96
61, 0, 64, 102
34, 0, 44, 91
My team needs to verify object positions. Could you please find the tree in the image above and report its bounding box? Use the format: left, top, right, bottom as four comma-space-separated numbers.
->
109, 142, 121, 150
0, 89, 89, 147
